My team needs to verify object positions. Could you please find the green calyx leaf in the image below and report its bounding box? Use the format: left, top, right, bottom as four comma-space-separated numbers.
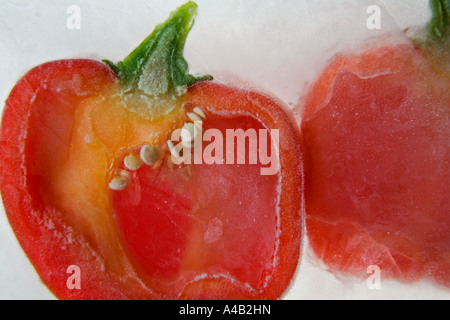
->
426, 0, 450, 44
411, 0, 450, 75
104, 1, 212, 98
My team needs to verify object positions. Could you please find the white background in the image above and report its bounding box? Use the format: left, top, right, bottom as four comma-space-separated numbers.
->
0, 0, 448, 300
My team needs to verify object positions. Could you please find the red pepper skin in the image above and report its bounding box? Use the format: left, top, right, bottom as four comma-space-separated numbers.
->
183, 82, 304, 299
299, 43, 450, 287
0, 60, 303, 299
298, 0, 450, 288
0, 60, 150, 299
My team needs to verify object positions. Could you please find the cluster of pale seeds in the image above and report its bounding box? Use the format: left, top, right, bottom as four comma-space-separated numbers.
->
108, 107, 206, 191
167, 107, 206, 159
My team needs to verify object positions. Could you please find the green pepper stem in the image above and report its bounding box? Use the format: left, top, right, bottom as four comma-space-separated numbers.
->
104, 1, 212, 98
426, 0, 449, 44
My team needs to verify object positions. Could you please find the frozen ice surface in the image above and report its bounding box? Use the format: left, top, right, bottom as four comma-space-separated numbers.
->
0, 0, 447, 300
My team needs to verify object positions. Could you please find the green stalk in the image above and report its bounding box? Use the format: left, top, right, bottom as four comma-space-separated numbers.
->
411, 0, 450, 75
426, 0, 450, 44
104, 1, 212, 99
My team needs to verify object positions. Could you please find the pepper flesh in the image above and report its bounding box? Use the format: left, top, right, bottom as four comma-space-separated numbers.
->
300, 41, 450, 287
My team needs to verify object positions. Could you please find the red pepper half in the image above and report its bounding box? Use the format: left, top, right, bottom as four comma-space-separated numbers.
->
298, 0, 449, 287
0, 2, 303, 299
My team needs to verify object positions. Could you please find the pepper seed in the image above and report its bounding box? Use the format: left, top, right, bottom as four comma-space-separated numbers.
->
193, 107, 206, 119
109, 176, 128, 191
140, 145, 162, 165
124, 153, 143, 171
